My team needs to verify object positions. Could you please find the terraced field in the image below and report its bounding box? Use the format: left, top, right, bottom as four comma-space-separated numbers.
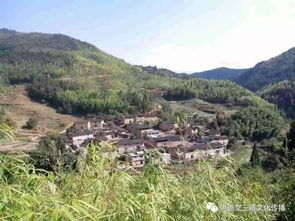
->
0, 85, 80, 152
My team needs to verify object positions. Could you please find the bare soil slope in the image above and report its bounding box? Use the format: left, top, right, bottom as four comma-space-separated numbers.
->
0, 85, 80, 151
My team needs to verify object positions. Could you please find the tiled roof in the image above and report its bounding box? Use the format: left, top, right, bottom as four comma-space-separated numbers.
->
152, 135, 181, 142
68, 130, 93, 137
117, 139, 145, 145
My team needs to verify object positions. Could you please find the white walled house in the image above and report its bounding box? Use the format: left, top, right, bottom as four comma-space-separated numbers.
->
69, 131, 94, 146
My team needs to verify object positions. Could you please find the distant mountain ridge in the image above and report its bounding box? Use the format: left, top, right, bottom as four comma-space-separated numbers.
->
0, 28, 98, 51
190, 67, 249, 80
136, 65, 248, 81
134, 65, 189, 79
235, 47, 295, 91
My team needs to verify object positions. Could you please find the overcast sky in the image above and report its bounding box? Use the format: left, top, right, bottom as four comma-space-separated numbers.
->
1, 0, 295, 72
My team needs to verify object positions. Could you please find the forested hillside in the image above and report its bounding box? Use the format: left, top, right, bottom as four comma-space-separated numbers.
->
235, 47, 295, 91
0, 28, 139, 84
191, 67, 248, 80
0, 29, 276, 117
257, 80, 295, 118
0, 29, 180, 115
164, 79, 274, 108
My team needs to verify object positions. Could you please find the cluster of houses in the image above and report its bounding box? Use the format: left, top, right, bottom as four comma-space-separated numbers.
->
66, 115, 229, 169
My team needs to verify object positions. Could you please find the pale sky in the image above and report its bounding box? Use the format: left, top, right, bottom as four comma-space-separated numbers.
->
1, 0, 295, 72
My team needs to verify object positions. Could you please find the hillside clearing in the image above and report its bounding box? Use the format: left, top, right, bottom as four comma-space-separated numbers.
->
0, 85, 80, 152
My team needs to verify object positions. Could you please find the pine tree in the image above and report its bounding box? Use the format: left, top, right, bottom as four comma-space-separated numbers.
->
250, 143, 261, 167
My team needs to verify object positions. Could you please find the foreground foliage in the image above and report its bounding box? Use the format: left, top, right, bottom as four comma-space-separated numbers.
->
0, 145, 283, 220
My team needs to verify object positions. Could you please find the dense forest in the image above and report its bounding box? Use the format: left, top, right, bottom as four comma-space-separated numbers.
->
257, 80, 295, 119
230, 106, 285, 141
235, 47, 295, 91
27, 78, 152, 115
164, 79, 274, 108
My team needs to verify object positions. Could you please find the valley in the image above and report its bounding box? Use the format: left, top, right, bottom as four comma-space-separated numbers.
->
0, 28, 294, 220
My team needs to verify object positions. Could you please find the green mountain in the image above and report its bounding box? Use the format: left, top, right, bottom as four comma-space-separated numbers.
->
190, 67, 248, 80
257, 80, 295, 118
235, 47, 295, 91
136, 66, 248, 81
0, 29, 277, 118
0, 28, 139, 84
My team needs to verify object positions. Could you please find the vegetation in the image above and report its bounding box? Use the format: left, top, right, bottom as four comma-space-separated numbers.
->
23, 117, 38, 130
0, 87, 14, 140
163, 86, 196, 100
230, 106, 285, 141
236, 47, 295, 91
27, 78, 152, 115
0, 29, 137, 84
0, 123, 14, 141
0, 29, 278, 119
135, 65, 188, 79
287, 121, 295, 151
190, 67, 248, 81
250, 144, 261, 167
28, 134, 77, 173
0, 144, 289, 220
258, 80, 295, 119
164, 79, 274, 108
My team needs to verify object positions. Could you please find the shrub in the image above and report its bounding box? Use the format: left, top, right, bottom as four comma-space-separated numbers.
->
23, 117, 38, 130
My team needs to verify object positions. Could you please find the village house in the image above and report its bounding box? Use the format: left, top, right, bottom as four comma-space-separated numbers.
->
74, 121, 91, 131
209, 135, 229, 147
115, 115, 137, 125
97, 129, 117, 141
117, 131, 134, 139
196, 135, 229, 147
145, 135, 187, 151
115, 138, 145, 154
90, 119, 106, 131
74, 119, 106, 131
169, 143, 207, 162
158, 121, 175, 132
143, 129, 162, 139
126, 149, 145, 168
68, 130, 94, 147
169, 142, 227, 162
135, 116, 160, 124
69, 115, 229, 169
208, 142, 228, 156
125, 123, 150, 138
